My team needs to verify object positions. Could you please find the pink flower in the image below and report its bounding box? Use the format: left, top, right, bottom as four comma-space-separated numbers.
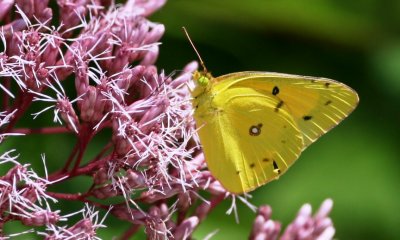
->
250, 199, 335, 240
0, 1, 337, 239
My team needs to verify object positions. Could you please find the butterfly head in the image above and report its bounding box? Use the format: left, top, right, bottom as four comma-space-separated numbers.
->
191, 70, 213, 98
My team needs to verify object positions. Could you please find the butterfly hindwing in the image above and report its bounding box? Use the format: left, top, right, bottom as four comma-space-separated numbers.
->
195, 86, 303, 193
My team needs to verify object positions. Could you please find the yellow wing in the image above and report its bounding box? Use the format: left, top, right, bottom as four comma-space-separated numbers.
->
192, 71, 359, 194
213, 71, 359, 147
194, 86, 303, 194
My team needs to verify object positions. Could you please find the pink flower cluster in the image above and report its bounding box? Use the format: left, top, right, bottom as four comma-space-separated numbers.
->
250, 199, 335, 240
0, 1, 336, 239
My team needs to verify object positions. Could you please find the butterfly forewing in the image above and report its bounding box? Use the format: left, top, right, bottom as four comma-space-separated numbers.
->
215, 72, 359, 147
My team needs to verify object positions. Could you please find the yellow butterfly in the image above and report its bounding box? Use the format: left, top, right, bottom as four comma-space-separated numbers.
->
185, 30, 359, 194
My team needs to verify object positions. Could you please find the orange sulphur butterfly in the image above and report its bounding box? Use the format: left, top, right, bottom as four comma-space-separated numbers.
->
185, 29, 359, 194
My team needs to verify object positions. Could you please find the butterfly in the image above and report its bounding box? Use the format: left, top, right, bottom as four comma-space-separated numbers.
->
182, 28, 359, 194
191, 70, 359, 194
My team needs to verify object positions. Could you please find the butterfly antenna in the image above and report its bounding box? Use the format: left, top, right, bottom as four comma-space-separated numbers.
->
182, 27, 208, 73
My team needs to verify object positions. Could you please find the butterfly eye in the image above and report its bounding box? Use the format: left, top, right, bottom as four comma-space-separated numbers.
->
198, 75, 209, 86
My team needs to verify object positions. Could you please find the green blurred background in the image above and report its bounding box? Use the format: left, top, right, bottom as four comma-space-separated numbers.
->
2, 0, 400, 239
151, 0, 400, 239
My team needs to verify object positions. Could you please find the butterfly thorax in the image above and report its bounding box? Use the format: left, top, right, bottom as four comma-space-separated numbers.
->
191, 71, 221, 121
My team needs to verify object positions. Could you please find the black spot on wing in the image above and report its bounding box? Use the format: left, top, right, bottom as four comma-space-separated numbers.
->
325, 100, 332, 106
273, 160, 281, 174
250, 163, 255, 168
272, 86, 279, 95
325, 82, 330, 88
275, 100, 284, 112
303, 115, 312, 121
